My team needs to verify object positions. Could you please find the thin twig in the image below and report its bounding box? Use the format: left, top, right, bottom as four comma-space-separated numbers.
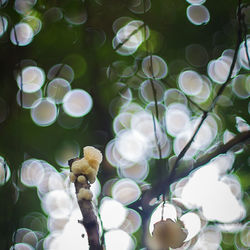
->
142, 0, 165, 189
152, 112, 162, 159
110, 23, 145, 80
114, 23, 144, 52
142, 5, 162, 160
171, 111, 208, 172
185, 95, 207, 113
162, 78, 207, 113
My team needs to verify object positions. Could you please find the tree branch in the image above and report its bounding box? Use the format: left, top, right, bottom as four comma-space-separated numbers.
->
129, 130, 250, 218
164, 130, 250, 188
192, 130, 250, 170
68, 158, 102, 250
172, 0, 244, 171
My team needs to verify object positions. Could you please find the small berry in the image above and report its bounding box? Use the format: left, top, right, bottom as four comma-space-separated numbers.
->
77, 175, 86, 183
84, 146, 103, 163
77, 188, 93, 201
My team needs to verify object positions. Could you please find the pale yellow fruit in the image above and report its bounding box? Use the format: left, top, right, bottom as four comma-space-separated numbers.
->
84, 146, 103, 163
72, 158, 89, 174
88, 159, 100, 170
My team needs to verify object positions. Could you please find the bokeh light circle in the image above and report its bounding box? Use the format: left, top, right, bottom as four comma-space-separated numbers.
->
22, 230, 38, 247
0, 16, 8, 37
115, 129, 148, 163
240, 221, 250, 248
207, 58, 230, 84
17, 66, 45, 93
0, 156, 11, 185
186, 0, 206, 4
180, 212, 201, 241
142, 55, 168, 79
120, 209, 142, 234
114, 20, 149, 55
21, 159, 45, 187
238, 38, 250, 70
10, 243, 33, 250
164, 88, 187, 106
113, 112, 132, 135
22, 16, 42, 36
62, 89, 93, 117
104, 229, 135, 250
165, 103, 191, 137
186, 5, 210, 25
43, 190, 73, 219
128, 0, 151, 14
47, 78, 71, 104
119, 160, 149, 181
116, 20, 144, 49
16, 90, 42, 109
112, 178, 141, 205
192, 75, 211, 103
31, 98, 57, 126
232, 74, 250, 99
100, 197, 127, 230
10, 23, 34, 46
47, 64, 74, 83
14, 0, 37, 15
140, 79, 165, 102
64, 9, 87, 25
178, 70, 203, 96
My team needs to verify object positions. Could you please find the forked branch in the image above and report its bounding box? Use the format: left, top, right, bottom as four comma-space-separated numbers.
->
172, 0, 244, 172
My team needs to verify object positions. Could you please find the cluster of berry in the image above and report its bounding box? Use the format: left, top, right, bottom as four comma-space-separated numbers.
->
70, 146, 102, 201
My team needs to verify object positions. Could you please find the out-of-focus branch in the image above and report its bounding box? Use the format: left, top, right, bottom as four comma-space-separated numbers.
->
129, 130, 250, 217
171, 130, 250, 183
172, 0, 244, 172
192, 130, 250, 170
68, 158, 102, 250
